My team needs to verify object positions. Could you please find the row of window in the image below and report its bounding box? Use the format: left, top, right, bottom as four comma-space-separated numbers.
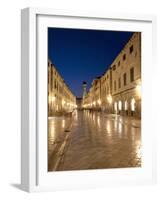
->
114, 67, 134, 91
101, 74, 109, 83
49, 71, 74, 101
50, 76, 60, 91
48, 62, 59, 76
112, 44, 134, 71
101, 85, 109, 96
88, 67, 135, 97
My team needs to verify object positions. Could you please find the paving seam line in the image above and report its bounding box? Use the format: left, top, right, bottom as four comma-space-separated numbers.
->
52, 116, 74, 171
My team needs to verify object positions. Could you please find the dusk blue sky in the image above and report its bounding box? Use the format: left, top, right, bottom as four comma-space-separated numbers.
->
48, 28, 133, 97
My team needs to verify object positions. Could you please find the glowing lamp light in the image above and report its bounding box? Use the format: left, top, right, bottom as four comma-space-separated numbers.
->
118, 101, 122, 110
97, 99, 101, 105
52, 96, 56, 102
62, 99, 65, 105
62, 119, 65, 128
107, 95, 112, 104
136, 84, 141, 97
131, 98, 135, 111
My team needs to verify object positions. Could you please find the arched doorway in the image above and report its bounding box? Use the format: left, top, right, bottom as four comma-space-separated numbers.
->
124, 100, 128, 116
118, 100, 122, 114
131, 98, 135, 116
114, 102, 117, 114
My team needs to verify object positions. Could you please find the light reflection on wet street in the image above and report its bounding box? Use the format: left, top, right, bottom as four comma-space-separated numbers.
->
48, 110, 141, 171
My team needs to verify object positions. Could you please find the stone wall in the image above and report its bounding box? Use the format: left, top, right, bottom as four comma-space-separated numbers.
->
82, 32, 141, 118
48, 60, 76, 116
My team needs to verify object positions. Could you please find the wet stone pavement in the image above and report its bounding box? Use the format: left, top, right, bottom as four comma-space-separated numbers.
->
48, 110, 141, 171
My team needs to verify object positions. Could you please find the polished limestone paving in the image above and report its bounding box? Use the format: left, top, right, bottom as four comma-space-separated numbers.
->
48, 110, 141, 171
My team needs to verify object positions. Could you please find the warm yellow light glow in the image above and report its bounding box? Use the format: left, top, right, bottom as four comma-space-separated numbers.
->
62, 99, 65, 105
136, 84, 141, 97
62, 119, 65, 128
114, 102, 117, 111
131, 98, 135, 111
97, 117, 100, 127
49, 121, 55, 141
107, 95, 112, 104
118, 101, 122, 110
52, 96, 56, 102
118, 123, 123, 136
106, 121, 111, 135
124, 101, 128, 110
97, 99, 101, 105
74, 110, 78, 119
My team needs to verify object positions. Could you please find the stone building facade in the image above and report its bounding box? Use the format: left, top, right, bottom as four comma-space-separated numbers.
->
82, 32, 141, 118
48, 60, 76, 116
76, 97, 82, 110
82, 77, 101, 110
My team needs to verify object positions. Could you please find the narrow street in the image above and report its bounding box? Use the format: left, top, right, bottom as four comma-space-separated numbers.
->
48, 110, 141, 171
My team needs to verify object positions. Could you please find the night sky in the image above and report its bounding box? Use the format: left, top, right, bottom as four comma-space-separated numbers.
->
48, 28, 133, 97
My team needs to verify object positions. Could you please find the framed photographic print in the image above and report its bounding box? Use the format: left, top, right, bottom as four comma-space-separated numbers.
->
21, 8, 156, 192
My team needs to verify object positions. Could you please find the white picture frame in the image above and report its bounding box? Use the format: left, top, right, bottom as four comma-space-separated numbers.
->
21, 7, 157, 192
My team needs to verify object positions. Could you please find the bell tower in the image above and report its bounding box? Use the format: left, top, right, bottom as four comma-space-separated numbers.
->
82, 81, 87, 98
